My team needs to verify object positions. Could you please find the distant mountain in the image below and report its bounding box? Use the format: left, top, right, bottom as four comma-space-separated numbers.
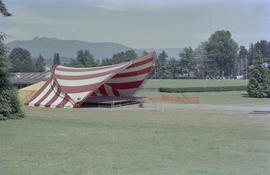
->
5, 37, 183, 64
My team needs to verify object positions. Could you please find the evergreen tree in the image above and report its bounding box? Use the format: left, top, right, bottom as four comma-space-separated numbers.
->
84, 50, 97, 67
35, 54, 45, 72
247, 52, 268, 98
76, 50, 85, 65
53, 53, 61, 66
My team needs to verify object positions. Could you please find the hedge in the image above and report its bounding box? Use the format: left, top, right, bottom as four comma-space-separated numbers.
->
159, 86, 247, 93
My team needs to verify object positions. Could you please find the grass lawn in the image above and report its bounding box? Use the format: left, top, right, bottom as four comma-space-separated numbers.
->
144, 79, 247, 88
1, 91, 270, 175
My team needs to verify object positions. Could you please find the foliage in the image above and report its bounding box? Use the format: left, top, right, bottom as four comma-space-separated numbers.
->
142, 50, 148, 56
8, 47, 39, 72
247, 53, 268, 98
155, 50, 169, 79
23, 57, 37, 72
0, 38, 24, 120
179, 47, 196, 77
167, 57, 179, 79
0, 0, 11, 16
254, 40, 270, 62
247, 41, 270, 67
65, 50, 98, 67
202, 30, 238, 77
110, 50, 138, 64
159, 86, 246, 93
8, 47, 31, 62
53, 53, 61, 66
100, 58, 113, 66
238, 46, 248, 75
35, 54, 45, 72
0, 87, 24, 120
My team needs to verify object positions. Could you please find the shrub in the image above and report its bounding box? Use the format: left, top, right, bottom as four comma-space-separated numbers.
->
0, 39, 24, 120
0, 87, 24, 120
159, 86, 247, 93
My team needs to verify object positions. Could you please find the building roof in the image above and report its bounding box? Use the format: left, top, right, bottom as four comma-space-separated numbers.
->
9, 72, 51, 85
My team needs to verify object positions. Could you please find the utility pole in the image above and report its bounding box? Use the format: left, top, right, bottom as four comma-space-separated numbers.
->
246, 55, 248, 85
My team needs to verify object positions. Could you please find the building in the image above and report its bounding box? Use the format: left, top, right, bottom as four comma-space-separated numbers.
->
9, 72, 51, 89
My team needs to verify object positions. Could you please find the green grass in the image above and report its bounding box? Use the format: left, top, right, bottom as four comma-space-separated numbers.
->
144, 79, 247, 88
137, 90, 270, 106
1, 91, 270, 175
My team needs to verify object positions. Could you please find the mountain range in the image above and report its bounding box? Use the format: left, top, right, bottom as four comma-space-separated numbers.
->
5, 37, 182, 64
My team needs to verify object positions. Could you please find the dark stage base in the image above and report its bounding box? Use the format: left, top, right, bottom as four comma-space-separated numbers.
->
81, 96, 144, 107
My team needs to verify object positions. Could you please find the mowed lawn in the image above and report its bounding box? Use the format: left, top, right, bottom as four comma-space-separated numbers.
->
1, 91, 270, 175
144, 79, 247, 88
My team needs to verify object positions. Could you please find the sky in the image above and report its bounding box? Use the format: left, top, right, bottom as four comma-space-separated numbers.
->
0, 0, 270, 49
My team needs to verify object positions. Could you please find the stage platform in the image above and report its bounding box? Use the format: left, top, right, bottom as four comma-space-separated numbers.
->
81, 96, 144, 107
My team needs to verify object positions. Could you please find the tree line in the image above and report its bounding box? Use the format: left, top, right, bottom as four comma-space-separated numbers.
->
6, 31, 270, 80
155, 31, 270, 79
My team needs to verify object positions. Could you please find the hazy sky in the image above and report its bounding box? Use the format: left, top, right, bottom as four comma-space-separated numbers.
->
1, 0, 270, 48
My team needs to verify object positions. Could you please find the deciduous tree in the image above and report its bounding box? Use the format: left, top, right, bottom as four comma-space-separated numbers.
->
203, 30, 238, 77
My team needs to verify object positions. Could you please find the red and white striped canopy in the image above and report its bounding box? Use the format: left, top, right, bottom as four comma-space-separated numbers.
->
25, 51, 156, 108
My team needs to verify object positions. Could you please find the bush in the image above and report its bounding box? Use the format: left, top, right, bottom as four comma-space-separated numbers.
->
0, 87, 24, 120
0, 40, 24, 120
159, 86, 247, 93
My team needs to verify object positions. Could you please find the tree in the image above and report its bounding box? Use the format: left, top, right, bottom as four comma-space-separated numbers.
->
35, 54, 45, 72
203, 30, 238, 77
100, 58, 112, 66
0, 3, 24, 120
64, 58, 82, 68
23, 57, 36, 72
9, 47, 31, 62
179, 47, 196, 77
254, 40, 270, 62
53, 53, 61, 65
247, 43, 256, 66
142, 50, 148, 56
238, 46, 248, 75
84, 50, 97, 67
76, 50, 85, 65
0, 0, 11, 16
154, 50, 169, 79
167, 57, 179, 79
247, 52, 268, 98
111, 50, 138, 64
8, 48, 32, 72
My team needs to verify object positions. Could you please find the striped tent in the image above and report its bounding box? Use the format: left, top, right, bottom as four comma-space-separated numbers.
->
25, 51, 156, 108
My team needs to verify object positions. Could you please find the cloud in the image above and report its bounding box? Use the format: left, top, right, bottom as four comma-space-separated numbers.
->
6, 11, 77, 26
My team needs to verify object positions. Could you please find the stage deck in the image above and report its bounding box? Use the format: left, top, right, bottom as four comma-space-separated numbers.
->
81, 96, 144, 107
